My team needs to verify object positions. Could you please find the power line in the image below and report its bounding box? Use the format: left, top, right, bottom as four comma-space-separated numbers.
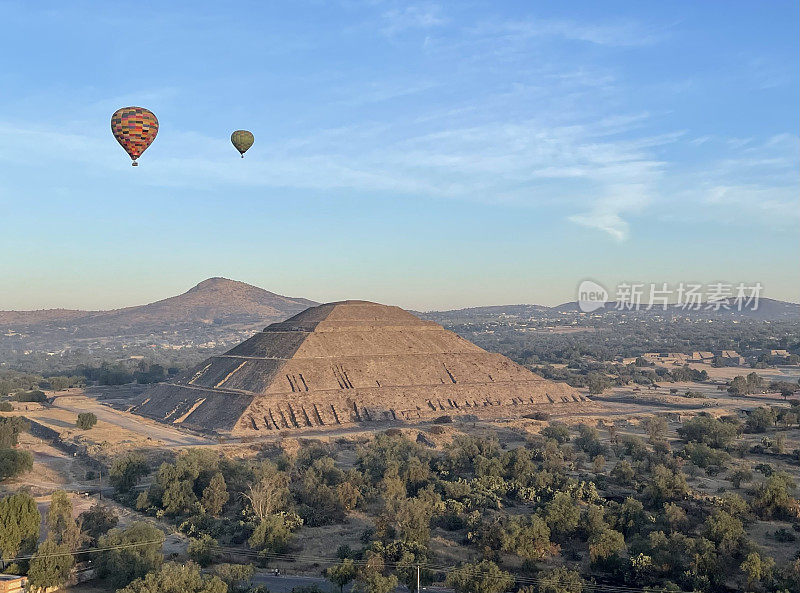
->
2, 538, 687, 593
1, 538, 164, 563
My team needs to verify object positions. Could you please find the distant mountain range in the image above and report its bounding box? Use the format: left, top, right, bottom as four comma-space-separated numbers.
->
0, 278, 796, 373
422, 297, 800, 321
0, 278, 317, 363
0, 278, 316, 336
552, 297, 800, 319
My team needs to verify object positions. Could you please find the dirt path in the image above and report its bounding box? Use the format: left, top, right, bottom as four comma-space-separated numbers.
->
50, 393, 214, 448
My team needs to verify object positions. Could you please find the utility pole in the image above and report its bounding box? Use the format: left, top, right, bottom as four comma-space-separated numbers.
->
417, 564, 420, 593
99, 468, 102, 500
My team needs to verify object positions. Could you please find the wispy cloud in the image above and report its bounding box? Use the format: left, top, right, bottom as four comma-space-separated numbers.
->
380, 3, 447, 35
469, 17, 666, 48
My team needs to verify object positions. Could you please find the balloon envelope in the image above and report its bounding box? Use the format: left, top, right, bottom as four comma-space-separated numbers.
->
111, 107, 158, 166
231, 130, 254, 157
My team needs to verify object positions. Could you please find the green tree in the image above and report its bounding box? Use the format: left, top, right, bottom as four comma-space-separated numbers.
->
76, 412, 98, 430
730, 468, 753, 489
47, 490, 73, 541
162, 476, 198, 515
610, 460, 635, 486
677, 415, 740, 448
0, 416, 30, 447
201, 472, 229, 516
645, 465, 688, 506
214, 563, 254, 593
541, 422, 570, 444
662, 502, 687, 532
249, 513, 292, 554
0, 448, 33, 480
574, 424, 606, 458
327, 558, 358, 593
96, 521, 164, 588
746, 407, 776, 432
588, 528, 625, 565
446, 560, 514, 593
527, 566, 583, 593
381, 495, 436, 546
354, 553, 399, 593
741, 552, 775, 591
188, 534, 217, 567
545, 492, 580, 539
109, 452, 149, 493
118, 562, 227, 593
0, 491, 41, 558
78, 503, 118, 545
644, 416, 668, 444
46, 490, 85, 551
751, 472, 797, 519
27, 539, 75, 593
704, 510, 745, 555
503, 515, 556, 560
587, 372, 610, 394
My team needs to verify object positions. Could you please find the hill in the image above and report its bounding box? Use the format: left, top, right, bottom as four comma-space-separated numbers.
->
422, 297, 799, 321
0, 278, 317, 367
552, 297, 800, 319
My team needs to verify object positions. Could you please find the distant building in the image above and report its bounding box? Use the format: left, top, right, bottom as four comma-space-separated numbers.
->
719, 350, 745, 366
688, 351, 715, 363
0, 575, 26, 593
770, 349, 790, 358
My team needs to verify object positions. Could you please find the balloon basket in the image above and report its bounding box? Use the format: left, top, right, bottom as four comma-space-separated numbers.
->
132, 161, 138, 167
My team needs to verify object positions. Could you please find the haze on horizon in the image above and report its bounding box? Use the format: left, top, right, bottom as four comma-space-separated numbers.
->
1, 1, 797, 312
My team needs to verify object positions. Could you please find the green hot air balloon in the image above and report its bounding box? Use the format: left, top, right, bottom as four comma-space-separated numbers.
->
231, 130, 254, 158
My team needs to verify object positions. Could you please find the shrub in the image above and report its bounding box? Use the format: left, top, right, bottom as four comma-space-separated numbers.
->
96, 522, 164, 588
446, 560, 514, 593
677, 415, 740, 448
433, 415, 453, 424
746, 407, 777, 433
79, 503, 118, 544
682, 442, 731, 469
0, 401, 13, 412
13, 390, 46, 403
76, 412, 98, 430
774, 527, 796, 542
541, 422, 571, 444
117, 562, 226, 593
0, 448, 33, 480
0, 416, 30, 448
575, 424, 607, 458
109, 452, 149, 493
187, 534, 217, 567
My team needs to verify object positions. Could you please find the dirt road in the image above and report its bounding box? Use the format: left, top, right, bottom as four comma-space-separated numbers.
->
50, 394, 213, 448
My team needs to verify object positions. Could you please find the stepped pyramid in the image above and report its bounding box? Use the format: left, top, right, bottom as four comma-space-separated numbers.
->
134, 301, 586, 434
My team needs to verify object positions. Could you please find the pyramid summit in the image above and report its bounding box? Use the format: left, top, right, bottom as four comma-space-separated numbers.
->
134, 300, 586, 434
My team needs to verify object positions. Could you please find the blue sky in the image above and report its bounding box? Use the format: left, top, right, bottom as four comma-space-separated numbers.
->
1, 1, 797, 310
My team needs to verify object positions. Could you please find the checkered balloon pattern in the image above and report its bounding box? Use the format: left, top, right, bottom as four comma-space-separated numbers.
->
111, 107, 159, 163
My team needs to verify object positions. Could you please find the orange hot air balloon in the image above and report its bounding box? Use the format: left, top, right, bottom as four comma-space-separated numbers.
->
111, 107, 159, 166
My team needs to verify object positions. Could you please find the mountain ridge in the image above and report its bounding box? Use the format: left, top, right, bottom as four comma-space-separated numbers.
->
0, 277, 316, 328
